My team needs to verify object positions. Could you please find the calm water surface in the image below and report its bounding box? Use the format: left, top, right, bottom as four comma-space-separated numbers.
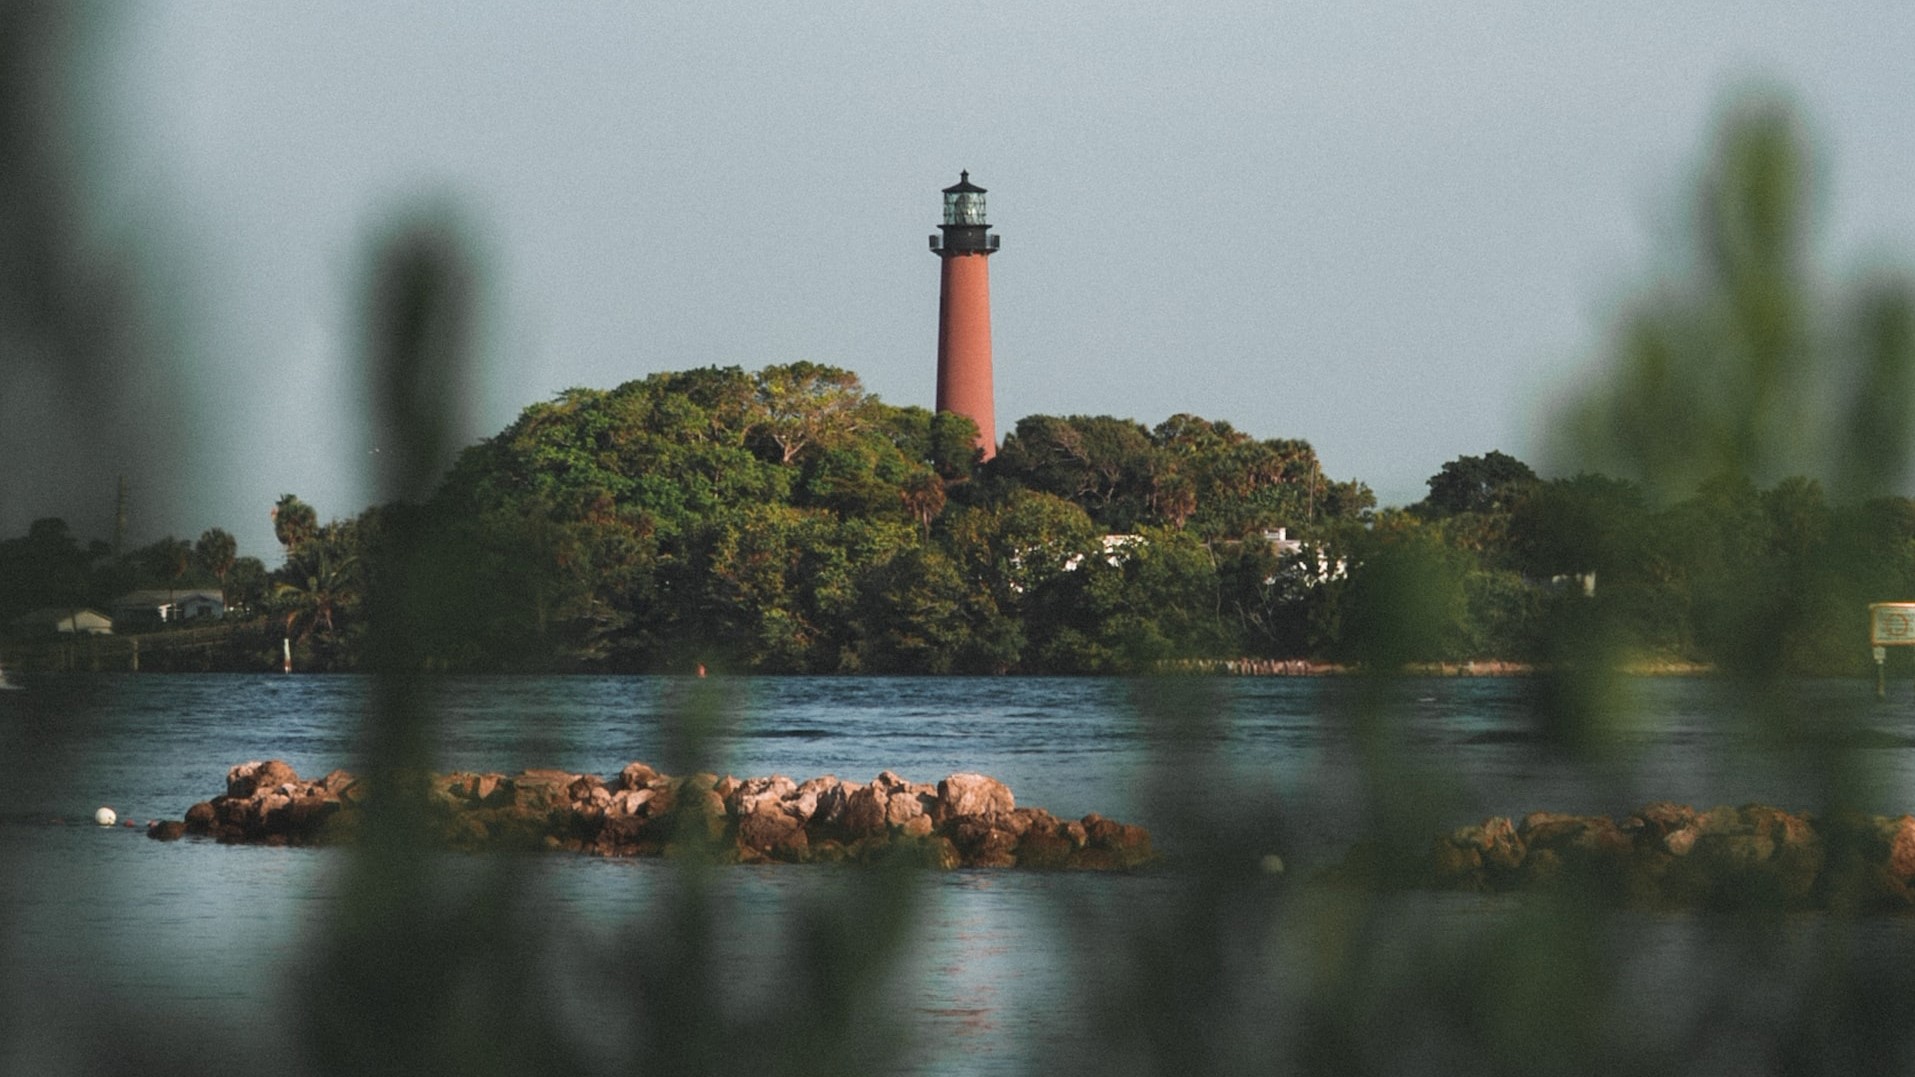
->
5, 674, 1915, 1072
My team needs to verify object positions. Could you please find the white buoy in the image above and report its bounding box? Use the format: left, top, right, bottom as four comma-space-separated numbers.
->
94, 807, 117, 827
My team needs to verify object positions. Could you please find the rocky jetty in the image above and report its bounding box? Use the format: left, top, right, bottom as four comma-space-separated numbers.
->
146, 760, 1154, 870
1383, 802, 1915, 912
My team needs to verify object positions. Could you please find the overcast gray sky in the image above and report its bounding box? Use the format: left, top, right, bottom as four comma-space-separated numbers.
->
13, 2, 1915, 559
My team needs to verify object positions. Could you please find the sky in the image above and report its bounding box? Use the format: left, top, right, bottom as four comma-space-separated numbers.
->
7, 2, 1915, 561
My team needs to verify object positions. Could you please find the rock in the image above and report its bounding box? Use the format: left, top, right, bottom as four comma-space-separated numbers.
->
1523, 847, 1564, 884
1518, 811, 1594, 849
1742, 804, 1815, 849
840, 785, 889, 837
949, 815, 1020, 868
595, 814, 646, 855
223, 761, 262, 797
511, 771, 576, 813
1451, 816, 1525, 873
939, 773, 1014, 818
738, 804, 808, 861
1694, 804, 1741, 834
146, 820, 186, 841
643, 784, 678, 817
884, 789, 931, 828
1082, 815, 1153, 868
1563, 817, 1631, 862
1015, 823, 1076, 869
608, 788, 654, 816
618, 762, 659, 791
1627, 802, 1697, 842
286, 796, 339, 835
790, 776, 843, 824
729, 775, 797, 817
1883, 815, 1915, 879
1429, 838, 1485, 887
1663, 826, 1699, 856
1694, 831, 1774, 867
226, 759, 300, 799
183, 801, 216, 833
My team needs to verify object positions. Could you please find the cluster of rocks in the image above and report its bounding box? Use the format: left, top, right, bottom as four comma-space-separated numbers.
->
146, 760, 1154, 871
1401, 802, 1915, 911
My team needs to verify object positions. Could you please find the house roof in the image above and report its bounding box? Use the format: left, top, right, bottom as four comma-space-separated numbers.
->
9, 607, 113, 628
113, 589, 224, 607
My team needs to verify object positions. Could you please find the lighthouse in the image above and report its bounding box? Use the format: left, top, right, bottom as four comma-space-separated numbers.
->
929, 171, 1000, 460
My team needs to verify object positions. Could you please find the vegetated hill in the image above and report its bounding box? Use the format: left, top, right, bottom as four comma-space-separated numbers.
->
408, 363, 1371, 673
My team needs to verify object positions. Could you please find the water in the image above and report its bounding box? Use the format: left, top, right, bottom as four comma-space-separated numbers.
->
5, 674, 1915, 1073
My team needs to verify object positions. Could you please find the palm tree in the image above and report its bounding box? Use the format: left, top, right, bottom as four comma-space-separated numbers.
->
274, 545, 360, 657
196, 527, 237, 606
271, 494, 318, 555
900, 471, 947, 543
1151, 472, 1197, 530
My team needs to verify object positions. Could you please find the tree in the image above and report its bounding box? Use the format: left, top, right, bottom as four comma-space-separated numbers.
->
1330, 525, 1471, 667
1508, 474, 1647, 581
927, 411, 983, 480
0, 518, 99, 621
274, 542, 361, 663
850, 546, 980, 673
899, 470, 947, 542
1416, 451, 1538, 518
750, 362, 870, 465
1151, 471, 1197, 530
943, 489, 1100, 614
196, 527, 237, 603
990, 414, 1159, 530
272, 494, 318, 555
226, 556, 270, 613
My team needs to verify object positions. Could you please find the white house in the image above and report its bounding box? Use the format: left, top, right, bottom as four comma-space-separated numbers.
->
112, 589, 225, 626
1261, 527, 1346, 584
1062, 534, 1146, 573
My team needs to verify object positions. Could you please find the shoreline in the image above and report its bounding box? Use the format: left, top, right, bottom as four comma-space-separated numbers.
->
1161, 658, 1718, 678
0, 652, 1722, 678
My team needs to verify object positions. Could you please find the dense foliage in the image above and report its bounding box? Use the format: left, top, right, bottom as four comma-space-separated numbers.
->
12, 364, 1915, 676
403, 363, 1370, 673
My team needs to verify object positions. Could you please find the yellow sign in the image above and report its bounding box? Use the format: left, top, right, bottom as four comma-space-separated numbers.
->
1870, 603, 1915, 646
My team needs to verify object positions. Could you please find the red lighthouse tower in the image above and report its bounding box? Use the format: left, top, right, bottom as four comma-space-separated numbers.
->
930, 171, 1000, 460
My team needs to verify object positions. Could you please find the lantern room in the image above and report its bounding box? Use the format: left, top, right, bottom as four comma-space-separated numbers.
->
930, 171, 1000, 256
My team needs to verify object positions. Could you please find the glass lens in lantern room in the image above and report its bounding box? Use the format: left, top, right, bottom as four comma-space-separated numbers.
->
944, 191, 987, 226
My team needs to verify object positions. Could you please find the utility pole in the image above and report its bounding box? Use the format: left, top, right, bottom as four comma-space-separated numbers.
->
113, 474, 128, 557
